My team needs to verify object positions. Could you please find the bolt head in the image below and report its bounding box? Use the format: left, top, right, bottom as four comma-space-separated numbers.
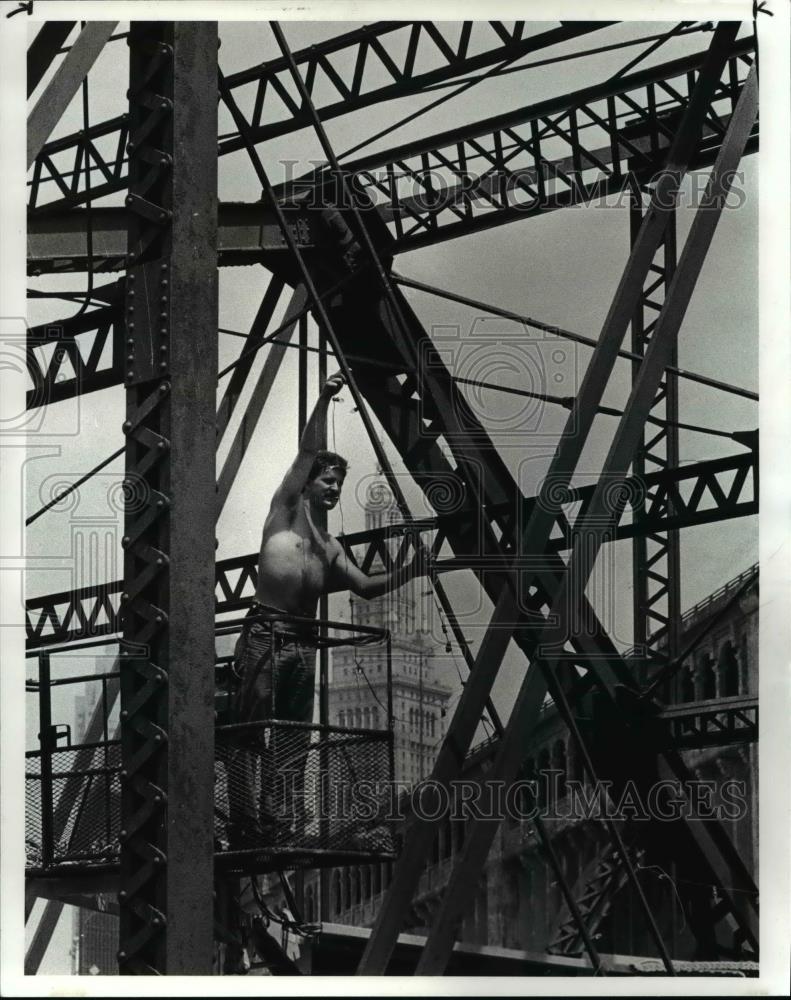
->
119, 890, 127, 900
125, 195, 133, 205
127, 354, 134, 362
118, 950, 127, 961
119, 828, 128, 839
159, 361, 167, 370
120, 710, 128, 719
122, 536, 130, 546
122, 421, 132, 433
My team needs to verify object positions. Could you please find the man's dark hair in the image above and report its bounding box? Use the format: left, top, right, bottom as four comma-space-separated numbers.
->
308, 449, 348, 482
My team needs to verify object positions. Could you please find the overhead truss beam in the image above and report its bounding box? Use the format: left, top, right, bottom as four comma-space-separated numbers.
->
23, 448, 756, 650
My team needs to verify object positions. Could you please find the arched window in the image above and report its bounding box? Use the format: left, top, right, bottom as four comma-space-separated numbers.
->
697, 651, 716, 700
680, 664, 695, 703
362, 865, 372, 900
718, 640, 740, 697
372, 706, 380, 729
353, 867, 362, 906
373, 863, 382, 895
338, 710, 345, 727
344, 868, 352, 910
363, 706, 371, 729
354, 707, 362, 728
332, 870, 342, 916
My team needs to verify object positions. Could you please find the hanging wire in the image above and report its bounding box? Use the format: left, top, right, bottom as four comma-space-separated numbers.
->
393, 273, 759, 404
217, 268, 363, 380
26, 446, 125, 526
607, 22, 693, 82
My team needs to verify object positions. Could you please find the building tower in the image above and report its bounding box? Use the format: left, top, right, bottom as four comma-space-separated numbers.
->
330, 481, 452, 785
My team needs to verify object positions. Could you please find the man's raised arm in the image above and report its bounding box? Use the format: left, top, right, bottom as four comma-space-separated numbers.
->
271, 371, 345, 508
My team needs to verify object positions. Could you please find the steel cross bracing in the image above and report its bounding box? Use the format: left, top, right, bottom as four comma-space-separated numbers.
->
545, 195, 683, 961
23, 16, 761, 977
27, 21, 612, 213
23, 447, 757, 651
26, 39, 758, 266
354, 22, 757, 973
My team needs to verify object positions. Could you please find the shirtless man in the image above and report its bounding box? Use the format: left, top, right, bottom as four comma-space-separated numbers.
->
228, 371, 427, 844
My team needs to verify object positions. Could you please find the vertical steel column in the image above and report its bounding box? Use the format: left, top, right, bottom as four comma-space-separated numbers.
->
295, 312, 309, 920
119, 22, 218, 974
317, 325, 331, 924
630, 191, 682, 675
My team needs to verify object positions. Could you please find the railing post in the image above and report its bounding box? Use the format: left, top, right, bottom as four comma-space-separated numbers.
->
37, 652, 54, 869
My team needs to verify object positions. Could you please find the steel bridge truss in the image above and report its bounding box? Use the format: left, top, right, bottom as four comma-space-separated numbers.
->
23, 17, 759, 976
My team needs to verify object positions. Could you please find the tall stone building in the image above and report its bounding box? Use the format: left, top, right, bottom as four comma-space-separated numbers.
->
329, 480, 453, 785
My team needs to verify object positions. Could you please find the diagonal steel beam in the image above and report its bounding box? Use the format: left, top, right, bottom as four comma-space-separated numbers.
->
216, 285, 306, 513
27, 22, 76, 98
414, 58, 759, 975
215, 275, 285, 440
24, 899, 64, 974
357, 21, 742, 974
27, 21, 117, 168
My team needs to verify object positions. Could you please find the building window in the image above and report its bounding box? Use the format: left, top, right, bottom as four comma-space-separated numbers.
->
680, 664, 695, 703
697, 652, 716, 700
718, 640, 740, 697
332, 870, 342, 916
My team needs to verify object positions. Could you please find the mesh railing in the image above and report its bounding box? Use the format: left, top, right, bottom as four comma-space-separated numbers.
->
26, 740, 122, 869
26, 722, 397, 873
215, 721, 397, 872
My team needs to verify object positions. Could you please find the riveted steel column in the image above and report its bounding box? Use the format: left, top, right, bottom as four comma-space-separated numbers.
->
119, 21, 218, 974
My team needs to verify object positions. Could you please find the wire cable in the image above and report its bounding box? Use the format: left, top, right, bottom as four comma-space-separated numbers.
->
607, 22, 693, 82
26, 445, 124, 527
394, 273, 759, 404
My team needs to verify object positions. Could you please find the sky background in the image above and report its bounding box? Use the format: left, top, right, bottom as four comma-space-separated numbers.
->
22, 17, 758, 971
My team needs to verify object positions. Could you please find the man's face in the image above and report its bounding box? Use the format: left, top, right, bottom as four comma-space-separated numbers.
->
305, 468, 345, 510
